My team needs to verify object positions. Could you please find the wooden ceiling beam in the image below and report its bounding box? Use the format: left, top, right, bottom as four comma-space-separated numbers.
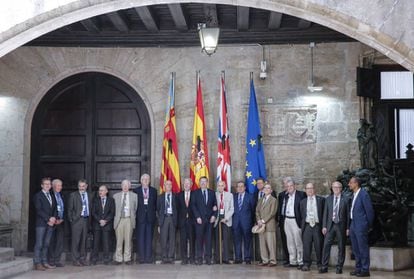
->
134, 6, 159, 32
107, 11, 129, 32
80, 18, 100, 33
237, 6, 250, 31
298, 19, 312, 29
168, 4, 188, 31
268, 12, 282, 30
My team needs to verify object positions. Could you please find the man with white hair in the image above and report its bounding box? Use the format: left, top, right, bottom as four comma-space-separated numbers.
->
48, 178, 65, 267
113, 179, 138, 265
134, 173, 157, 263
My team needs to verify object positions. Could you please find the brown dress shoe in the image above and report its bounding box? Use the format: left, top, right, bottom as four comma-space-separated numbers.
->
34, 264, 46, 271
43, 263, 56, 269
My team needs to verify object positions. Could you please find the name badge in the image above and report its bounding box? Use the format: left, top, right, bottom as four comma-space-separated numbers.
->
220, 208, 225, 215
144, 198, 148, 205
82, 205, 86, 214
167, 207, 172, 214
57, 205, 62, 211
124, 206, 129, 213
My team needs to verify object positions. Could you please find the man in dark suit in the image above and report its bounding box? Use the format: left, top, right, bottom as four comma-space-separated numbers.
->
134, 173, 157, 264
300, 183, 325, 271
191, 176, 217, 265
91, 185, 115, 265
276, 177, 292, 266
284, 179, 306, 268
348, 177, 374, 277
157, 180, 178, 264
176, 178, 195, 265
67, 179, 93, 266
48, 178, 65, 267
33, 177, 57, 271
232, 181, 255, 264
320, 181, 350, 274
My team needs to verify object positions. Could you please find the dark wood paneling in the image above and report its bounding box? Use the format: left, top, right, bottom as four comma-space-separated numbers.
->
96, 162, 141, 184
97, 109, 141, 129
96, 135, 141, 156
41, 136, 86, 156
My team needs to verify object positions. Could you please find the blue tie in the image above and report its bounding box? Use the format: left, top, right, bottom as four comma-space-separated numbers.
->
82, 193, 89, 217
238, 194, 242, 211
57, 193, 64, 219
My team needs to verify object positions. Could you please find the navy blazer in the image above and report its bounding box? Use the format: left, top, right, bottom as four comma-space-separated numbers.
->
134, 186, 157, 224
350, 188, 375, 232
176, 191, 194, 226
285, 190, 306, 227
91, 195, 115, 231
232, 192, 256, 229
190, 189, 217, 223
33, 190, 57, 227
299, 195, 325, 231
157, 193, 178, 227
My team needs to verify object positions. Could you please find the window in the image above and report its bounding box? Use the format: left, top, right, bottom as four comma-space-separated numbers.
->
394, 108, 414, 159
381, 71, 414, 100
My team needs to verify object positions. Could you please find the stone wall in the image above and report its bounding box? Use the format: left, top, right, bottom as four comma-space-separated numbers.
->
0, 42, 365, 252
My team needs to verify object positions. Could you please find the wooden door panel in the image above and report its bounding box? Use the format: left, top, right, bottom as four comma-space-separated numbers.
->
96, 162, 141, 185
96, 135, 141, 156
96, 108, 141, 129
41, 136, 86, 156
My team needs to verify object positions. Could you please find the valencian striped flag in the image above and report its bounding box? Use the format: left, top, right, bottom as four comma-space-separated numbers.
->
190, 72, 209, 190
245, 74, 267, 193
160, 73, 181, 193
216, 72, 231, 192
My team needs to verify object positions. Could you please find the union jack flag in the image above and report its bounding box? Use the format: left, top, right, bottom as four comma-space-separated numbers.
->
216, 72, 231, 192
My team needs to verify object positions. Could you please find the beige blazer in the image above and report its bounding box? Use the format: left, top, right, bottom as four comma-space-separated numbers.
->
214, 191, 234, 227
255, 195, 278, 232
113, 191, 138, 229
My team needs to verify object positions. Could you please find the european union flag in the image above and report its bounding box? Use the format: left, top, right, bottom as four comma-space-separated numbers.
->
245, 77, 267, 193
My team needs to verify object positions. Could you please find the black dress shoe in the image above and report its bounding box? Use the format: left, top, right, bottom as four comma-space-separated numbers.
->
181, 260, 188, 265
55, 263, 64, 267
234, 260, 242, 264
319, 267, 328, 273
356, 271, 370, 277
205, 260, 212, 265
125, 261, 133, 265
350, 270, 360, 276
336, 268, 343, 274
245, 261, 251, 265
283, 262, 290, 267
301, 266, 310, 271
112, 261, 122, 265
297, 265, 304, 270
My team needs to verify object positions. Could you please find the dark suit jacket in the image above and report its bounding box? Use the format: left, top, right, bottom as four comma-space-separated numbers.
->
67, 191, 93, 224
276, 190, 287, 224
322, 194, 350, 232
33, 190, 57, 227
232, 192, 256, 230
350, 188, 375, 232
191, 189, 217, 223
176, 191, 194, 226
299, 195, 325, 231
134, 186, 157, 224
91, 196, 115, 231
285, 190, 306, 227
157, 193, 178, 227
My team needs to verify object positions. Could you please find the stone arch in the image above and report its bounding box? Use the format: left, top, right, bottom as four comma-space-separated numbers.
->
21, 67, 156, 250
0, 0, 413, 70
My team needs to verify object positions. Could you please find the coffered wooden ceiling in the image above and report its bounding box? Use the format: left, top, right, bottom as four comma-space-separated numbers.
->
27, 3, 354, 47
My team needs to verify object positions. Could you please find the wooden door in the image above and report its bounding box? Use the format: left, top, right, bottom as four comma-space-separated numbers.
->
28, 72, 151, 250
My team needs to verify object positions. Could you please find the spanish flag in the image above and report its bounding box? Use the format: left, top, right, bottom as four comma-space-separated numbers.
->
190, 72, 209, 190
160, 73, 181, 193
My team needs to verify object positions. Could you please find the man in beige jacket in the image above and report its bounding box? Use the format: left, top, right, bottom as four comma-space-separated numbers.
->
255, 183, 278, 267
113, 179, 138, 264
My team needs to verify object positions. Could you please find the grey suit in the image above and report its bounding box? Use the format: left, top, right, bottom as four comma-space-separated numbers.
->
321, 194, 350, 269
113, 191, 138, 263
157, 192, 177, 262
67, 191, 93, 263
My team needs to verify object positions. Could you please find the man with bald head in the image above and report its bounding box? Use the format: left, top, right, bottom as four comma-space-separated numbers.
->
300, 183, 325, 271
91, 185, 115, 265
319, 181, 350, 274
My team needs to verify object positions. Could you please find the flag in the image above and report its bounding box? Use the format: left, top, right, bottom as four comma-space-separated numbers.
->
216, 72, 231, 192
245, 75, 267, 193
160, 73, 181, 193
190, 72, 210, 190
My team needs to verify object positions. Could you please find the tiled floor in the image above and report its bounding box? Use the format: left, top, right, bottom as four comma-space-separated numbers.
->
13, 263, 414, 279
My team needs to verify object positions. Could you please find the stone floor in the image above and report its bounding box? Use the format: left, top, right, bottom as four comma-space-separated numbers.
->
12, 263, 414, 279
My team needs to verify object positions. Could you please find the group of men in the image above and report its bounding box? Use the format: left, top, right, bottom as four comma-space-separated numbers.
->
33, 174, 374, 277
